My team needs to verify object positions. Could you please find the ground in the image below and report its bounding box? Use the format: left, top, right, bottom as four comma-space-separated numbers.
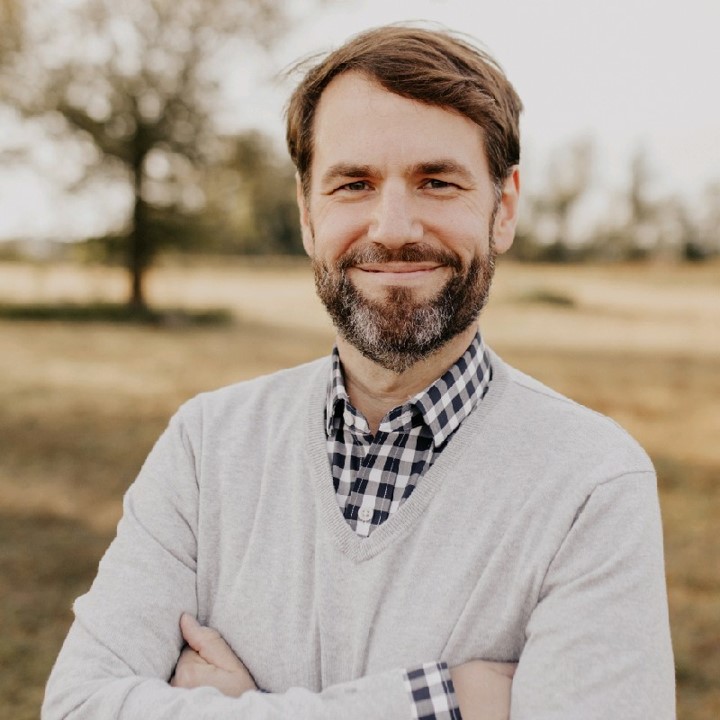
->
0, 258, 718, 719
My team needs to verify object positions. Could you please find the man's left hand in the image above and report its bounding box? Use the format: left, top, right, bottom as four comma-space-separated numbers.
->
170, 613, 258, 697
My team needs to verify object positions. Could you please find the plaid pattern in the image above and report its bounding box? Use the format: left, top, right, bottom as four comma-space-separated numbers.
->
406, 662, 462, 720
325, 331, 492, 538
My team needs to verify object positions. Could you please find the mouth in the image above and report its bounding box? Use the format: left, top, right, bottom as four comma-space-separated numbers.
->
347, 262, 449, 287
354, 262, 443, 274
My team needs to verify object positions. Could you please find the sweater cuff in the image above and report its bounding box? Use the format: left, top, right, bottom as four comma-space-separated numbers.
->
404, 662, 462, 720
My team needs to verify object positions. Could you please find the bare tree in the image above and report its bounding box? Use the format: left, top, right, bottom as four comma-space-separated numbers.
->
679, 182, 720, 261
616, 148, 681, 260
1, 0, 290, 310
540, 139, 593, 248
513, 138, 594, 261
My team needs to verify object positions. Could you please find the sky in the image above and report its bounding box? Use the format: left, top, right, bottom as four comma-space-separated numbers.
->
1, 0, 719, 240
240, 0, 720, 194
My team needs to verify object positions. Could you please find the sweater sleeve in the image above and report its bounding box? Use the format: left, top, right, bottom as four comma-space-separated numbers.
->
510, 471, 676, 720
41, 409, 414, 720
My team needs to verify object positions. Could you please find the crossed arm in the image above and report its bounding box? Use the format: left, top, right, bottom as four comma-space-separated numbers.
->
42, 410, 675, 719
171, 613, 516, 720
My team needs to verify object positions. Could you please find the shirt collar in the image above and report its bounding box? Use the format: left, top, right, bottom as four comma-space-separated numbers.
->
325, 331, 492, 446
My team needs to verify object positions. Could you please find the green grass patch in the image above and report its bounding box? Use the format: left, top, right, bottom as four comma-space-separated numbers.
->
516, 288, 577, 307
0, 302, 234, 326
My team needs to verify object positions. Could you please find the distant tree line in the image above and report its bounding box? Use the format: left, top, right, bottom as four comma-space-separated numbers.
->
512, 139, 720, 263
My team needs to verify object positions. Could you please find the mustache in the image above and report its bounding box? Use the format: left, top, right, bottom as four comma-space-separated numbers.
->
336, 244, 463, 272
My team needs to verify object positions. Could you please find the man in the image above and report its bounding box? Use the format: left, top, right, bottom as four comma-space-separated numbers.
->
43, 25, 675, 720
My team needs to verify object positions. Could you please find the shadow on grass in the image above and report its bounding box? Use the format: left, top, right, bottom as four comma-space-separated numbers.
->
515, 288, 576, 307
0, 511, 114, 719
0, 302, 234, 326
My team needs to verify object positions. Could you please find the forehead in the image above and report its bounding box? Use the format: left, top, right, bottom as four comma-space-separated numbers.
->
311, 72, 488, 179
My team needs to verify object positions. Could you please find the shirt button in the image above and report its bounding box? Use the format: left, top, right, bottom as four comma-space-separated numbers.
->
358, 507, 373, 522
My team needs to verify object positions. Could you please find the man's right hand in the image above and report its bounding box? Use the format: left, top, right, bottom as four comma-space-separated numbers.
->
450, 660, 517, 720
170, 614, 258, 697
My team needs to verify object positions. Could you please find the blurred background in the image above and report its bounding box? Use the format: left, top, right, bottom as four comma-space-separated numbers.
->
0, 0, 718, 717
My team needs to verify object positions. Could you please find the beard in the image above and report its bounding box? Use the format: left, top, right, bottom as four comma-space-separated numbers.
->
313, 240, 497, 373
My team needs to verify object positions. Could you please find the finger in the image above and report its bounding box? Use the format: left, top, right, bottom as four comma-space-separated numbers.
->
178, 647, 207, 666
180, 613, 245, 672
170, 647, 205, 687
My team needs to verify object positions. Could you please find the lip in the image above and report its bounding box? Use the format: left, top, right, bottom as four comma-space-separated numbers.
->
353, 262, 443, 273
347, 263, 448, 285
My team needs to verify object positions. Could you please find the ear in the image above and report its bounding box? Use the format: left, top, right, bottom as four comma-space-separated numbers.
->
492, 166, 521, 255
296, 173, 314, 256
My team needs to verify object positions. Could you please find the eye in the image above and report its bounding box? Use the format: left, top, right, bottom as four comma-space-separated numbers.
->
338, 180, 370, 192
422, 178, 456, 190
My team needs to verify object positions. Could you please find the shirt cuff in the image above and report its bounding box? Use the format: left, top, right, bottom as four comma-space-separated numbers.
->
404, 661, 462, 720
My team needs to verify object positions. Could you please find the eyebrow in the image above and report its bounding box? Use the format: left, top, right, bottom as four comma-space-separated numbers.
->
321, 163, 378, 186
415, 160, 474, 184
321, 159, 475, 186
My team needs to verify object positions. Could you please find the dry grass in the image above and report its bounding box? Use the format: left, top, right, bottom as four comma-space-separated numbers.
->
1, 258, 718, 719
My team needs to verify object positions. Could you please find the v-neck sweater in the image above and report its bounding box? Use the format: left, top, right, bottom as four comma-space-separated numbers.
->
43, 351, 675, 719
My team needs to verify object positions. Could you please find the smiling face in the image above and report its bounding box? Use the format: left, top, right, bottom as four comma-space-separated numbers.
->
299, 72, 520, 372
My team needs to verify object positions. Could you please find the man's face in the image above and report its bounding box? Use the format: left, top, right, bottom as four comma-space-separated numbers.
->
298, 72, 519, 372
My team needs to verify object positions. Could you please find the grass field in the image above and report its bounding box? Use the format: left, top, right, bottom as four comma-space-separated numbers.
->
1, 258, 718, 718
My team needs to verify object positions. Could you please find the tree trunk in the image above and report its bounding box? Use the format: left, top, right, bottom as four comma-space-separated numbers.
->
128, 135, 147, 312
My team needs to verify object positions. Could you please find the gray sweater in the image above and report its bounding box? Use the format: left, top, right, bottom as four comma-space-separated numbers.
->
43, 352, 675, 719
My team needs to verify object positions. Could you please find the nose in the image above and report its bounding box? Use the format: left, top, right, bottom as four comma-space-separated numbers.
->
367, 184, 423, 247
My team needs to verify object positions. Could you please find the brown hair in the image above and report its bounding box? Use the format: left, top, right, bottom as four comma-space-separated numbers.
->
286, 25, 523, 197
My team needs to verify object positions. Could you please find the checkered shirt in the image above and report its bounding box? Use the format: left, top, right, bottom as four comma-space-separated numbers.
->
324, 331, 492, 720
407, 663, 462, 720
325, 331, 492, 537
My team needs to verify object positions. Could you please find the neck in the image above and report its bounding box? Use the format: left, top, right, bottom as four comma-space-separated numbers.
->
336, 325, 478, 434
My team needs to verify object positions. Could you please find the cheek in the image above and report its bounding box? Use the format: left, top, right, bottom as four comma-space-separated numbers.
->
427, 212, 491, 260
312, 205, 368, 259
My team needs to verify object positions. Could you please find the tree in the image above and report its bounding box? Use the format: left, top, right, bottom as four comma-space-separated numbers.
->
537, 139, 593, 252
605, 148, 678, 260
694, 182, 720, 259
201, 131, 302, 256
512, 138, 594, 261
1, 0, 290, 310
